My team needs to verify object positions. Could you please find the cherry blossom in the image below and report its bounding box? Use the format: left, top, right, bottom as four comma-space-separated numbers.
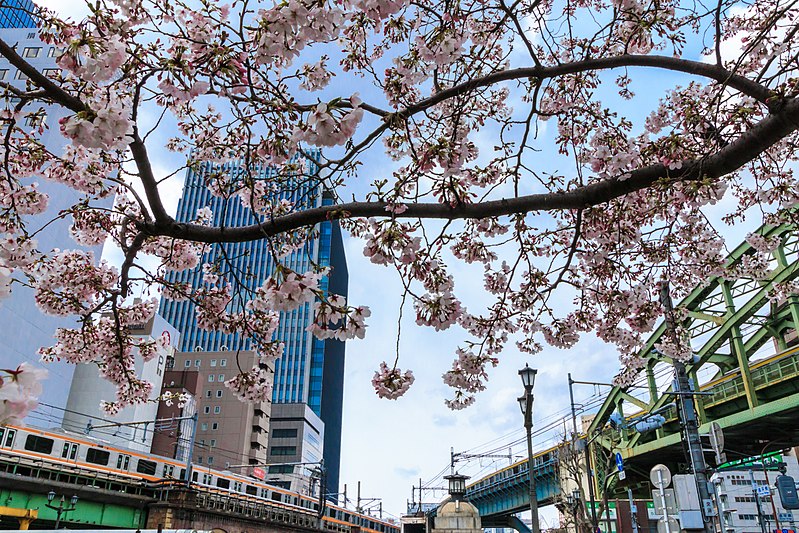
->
372, 362, 415, 400
0, 0, 797, 411
0, 364, 48, 425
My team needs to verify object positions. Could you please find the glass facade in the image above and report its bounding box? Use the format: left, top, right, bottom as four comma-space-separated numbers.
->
158, 151, 348, 495
0, 0, 38, 29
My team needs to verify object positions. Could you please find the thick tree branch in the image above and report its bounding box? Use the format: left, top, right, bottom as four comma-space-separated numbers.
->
400, 55, 774, 119
129, 133, 170, 224
146, 97, 799, 243
0, 38, 86, 113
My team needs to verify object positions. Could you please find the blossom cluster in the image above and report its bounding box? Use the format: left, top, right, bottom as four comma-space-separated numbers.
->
0, 364, 47, 425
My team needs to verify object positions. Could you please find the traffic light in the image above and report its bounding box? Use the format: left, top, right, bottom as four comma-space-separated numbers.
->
776, 475, 799, 509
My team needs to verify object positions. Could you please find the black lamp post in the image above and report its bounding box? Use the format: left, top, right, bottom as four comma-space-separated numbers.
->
518, 363, 541, 533
46, 491, 78, 529
566, 489, 582, 533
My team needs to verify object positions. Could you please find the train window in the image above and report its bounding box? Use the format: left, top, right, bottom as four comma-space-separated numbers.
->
233, 481, 242, 492
246, 485, 258, 496
61, 443, 78, 460
86, 448, 110, 465
24, 435, 53, 454
164, 464, 175, 478
271, 492, 282, 502
0, 428, 16, 448
203, 473, 213, 485
117, 454, 131, 470
217, 478, 230, 489
179, 468, 186, 480
192, 471, 198, 482
137, 459, 157, 475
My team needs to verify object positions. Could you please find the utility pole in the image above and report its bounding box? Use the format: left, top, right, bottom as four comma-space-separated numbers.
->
185, 412, 198, 488
749, 469, 768, 533
569, 373, 598, 532
660, 282, 714, 533
357, 481, 362, 513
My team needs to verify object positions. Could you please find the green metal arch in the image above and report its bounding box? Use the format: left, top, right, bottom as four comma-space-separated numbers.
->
587, 222, 799, 439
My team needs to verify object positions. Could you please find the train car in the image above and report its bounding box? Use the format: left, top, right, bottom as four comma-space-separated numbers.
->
0, 424, 398, 533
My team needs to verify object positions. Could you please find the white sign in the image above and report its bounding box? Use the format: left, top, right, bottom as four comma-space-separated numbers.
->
757, 485, 772, 497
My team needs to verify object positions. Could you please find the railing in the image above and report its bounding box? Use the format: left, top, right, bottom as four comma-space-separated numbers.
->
651, 348, 799, 422
0, 450, 159, 497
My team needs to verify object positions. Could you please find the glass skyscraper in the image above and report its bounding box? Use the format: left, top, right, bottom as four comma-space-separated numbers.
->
0, 0, 37, 29
159, 152, 348, 497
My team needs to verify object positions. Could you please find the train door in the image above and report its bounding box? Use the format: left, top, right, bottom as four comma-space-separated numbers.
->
60, 442, 79, 463
116, 454, 131, 471
0, 427, 16, 449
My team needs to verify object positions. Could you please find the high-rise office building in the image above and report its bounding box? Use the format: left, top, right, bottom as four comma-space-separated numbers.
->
0, 0, 37, 29
159, 153, 348, 498
0, 4, 112, 419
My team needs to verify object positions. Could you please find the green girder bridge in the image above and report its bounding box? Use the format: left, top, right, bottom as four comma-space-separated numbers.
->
465, 222, 799, 524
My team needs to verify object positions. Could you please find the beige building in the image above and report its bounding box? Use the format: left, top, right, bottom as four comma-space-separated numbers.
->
172, 349, 272, 470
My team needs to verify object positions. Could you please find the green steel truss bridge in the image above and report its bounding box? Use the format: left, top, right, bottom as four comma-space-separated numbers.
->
464, 222, 799, 526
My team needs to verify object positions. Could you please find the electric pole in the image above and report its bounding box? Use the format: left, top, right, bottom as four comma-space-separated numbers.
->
660, 282, 714, 533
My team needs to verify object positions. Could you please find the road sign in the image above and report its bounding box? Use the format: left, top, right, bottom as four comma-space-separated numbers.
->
616, 452, 624, 472
652, 489, 677, 515
709, 421, 724, 451
757, 485, 772, 497
651, 464, 672, 489
619, 471, 627, 480
656, 516, 679, 533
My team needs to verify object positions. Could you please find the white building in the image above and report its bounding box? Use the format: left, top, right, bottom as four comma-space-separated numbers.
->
0, 22, 112, 419
714, 448, 799, 533
61, 313, 178, 452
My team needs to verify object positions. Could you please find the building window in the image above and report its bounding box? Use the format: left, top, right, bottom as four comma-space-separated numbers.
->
201, 423, 208, 431
197, 456, 203, 464
14, 70, 28, 80
270, 446, 296, 456
0, 70, 7, 81
220, 359, 227, 367
26, 32, 35, 39
24, 112, 46, 128
194, 359, 201, 367
42, 68, 59, 78
208, 374, 215, 382
272, 428, 297, 438
184, 360, 191, 368
206, 390, 212, 398
212, 423, 218, 430
204, 406, 210, 414
199, 439, 205, 446
207, 456, 214, 465
21, 47, 40, 58
216, 390, 223, 398
210, 439, 216, 447
218, 374, 225, 382
210, 359, 217, 367
214, 406, 221, 414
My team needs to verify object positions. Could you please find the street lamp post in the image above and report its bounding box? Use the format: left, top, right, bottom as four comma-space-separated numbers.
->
518, 364, 541, 533
45, 492, 78, 529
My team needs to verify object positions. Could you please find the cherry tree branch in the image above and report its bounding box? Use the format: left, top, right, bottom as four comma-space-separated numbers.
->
148, 96, 799, 243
